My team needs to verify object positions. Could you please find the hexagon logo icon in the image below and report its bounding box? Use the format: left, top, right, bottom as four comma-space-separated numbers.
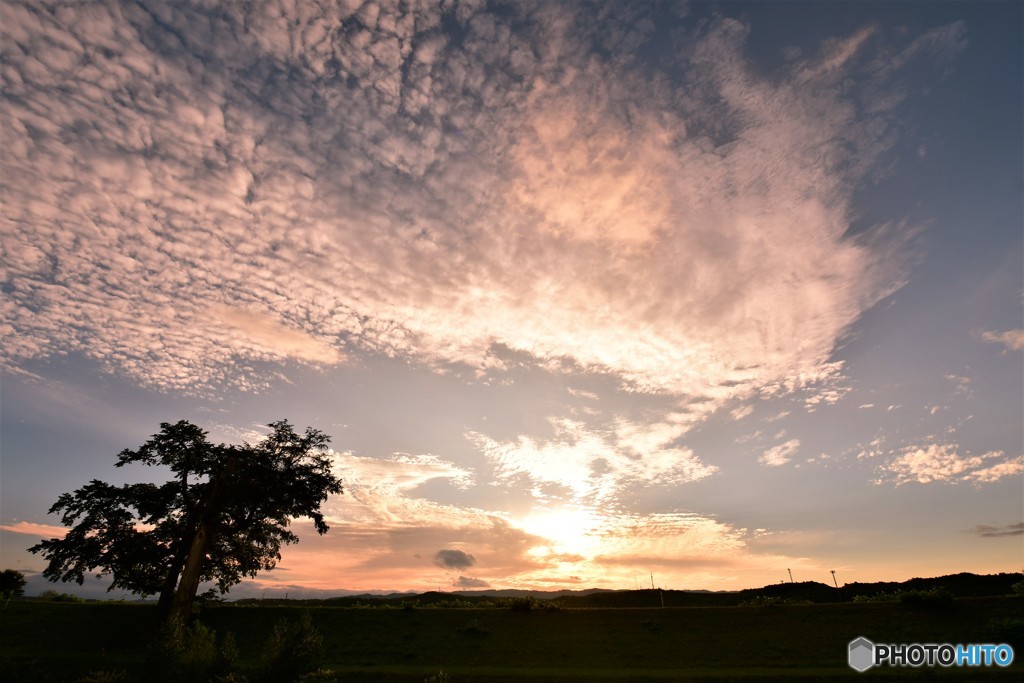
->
848, 636, 875, 672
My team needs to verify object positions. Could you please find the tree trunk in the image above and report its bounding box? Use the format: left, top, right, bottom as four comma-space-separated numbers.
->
157, 554, 184, 615
169, 520, 212, 622
167, 455, 237, 624
159, 526, 205, 616
159, 466, 198, 615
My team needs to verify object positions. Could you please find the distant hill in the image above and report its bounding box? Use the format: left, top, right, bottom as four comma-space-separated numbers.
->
841, 571, 1022, 600
570, 572, 1022, 608
231, 571, 1021, 608
452, 588, 616, 599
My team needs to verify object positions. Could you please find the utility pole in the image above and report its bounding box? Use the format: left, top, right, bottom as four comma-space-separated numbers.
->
650, 571, 664, 608
830, 570, 839, 589
787, 568, 794, 583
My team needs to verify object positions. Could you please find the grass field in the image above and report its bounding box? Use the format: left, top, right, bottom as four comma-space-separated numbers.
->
1, 597, 1021, 681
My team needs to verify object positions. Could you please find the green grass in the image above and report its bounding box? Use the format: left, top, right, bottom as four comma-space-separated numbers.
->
1, 597, 1021, 681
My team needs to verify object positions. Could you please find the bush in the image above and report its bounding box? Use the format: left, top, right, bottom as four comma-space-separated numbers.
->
509, 597, 534, 612
455, 619, 490, 637
739, 596, 811, 607
296, 669, 339, 682
261, 611, 324, 682
78, 670, 130, 683
0, 569, 26, 602
851, 591, 901, 603
196, 588, 225, 606
899, 587, 955, 609
210, 674, 249, 683
39, 589, 85, 603
642, 619, 663, 633
988, 617, 1024, 650
146, 618, 238, 682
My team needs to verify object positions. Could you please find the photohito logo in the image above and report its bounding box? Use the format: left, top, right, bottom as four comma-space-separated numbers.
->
848, 637, 1014, 671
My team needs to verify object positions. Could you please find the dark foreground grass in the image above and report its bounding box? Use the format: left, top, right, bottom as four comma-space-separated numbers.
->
1, 597, 1021, 681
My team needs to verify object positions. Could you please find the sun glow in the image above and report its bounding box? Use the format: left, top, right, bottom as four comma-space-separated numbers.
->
519, 505, 606, 558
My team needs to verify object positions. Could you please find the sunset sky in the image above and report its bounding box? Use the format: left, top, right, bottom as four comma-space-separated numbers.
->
1, 0, 1021, 599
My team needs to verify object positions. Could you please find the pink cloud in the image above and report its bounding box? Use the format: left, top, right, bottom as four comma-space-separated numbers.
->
880, 443, 1018, 485
760, 439, 801, 467
0, 521, 68, 538
981, 329, 1024, 352
0, 2, 956, 413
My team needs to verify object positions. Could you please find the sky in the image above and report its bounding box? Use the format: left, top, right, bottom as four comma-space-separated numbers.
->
1, 0, 1021, 599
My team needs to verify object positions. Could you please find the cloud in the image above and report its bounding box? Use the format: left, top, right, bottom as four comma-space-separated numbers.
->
213, 306, 342, 365
968, 523, 1024, 538
965, 458, 1024, 484
468, 414, 716, 503
943, 374, 974, 399
880, 443, 1021, 485
808, 25, 877, 77
1, 1, 998, 596
249, 446, 812, 592
453, 576, 490, 589
434, 549, 477, 570
760, 439, 801, 467
0, 1, 962, 412
981, 329, 1024, 352
0, 521, 68, 538
730, 405, 754, 421
332, 451, 474, 495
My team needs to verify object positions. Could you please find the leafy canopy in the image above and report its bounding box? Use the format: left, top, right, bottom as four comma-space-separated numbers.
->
30, 420, 342, 600
0, 569, 26, 599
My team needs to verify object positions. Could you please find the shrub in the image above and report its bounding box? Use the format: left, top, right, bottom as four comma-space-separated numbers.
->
39, 589, 85, 603
261, 611, 324, 682
146, 618, 238, 682
851, 591, 900, 603
509, 597, 534, 612
988, 617, 1024, 650
456, 619, 490, 637
78, 670, 130, 683
180, 621, 219, 674
210, 674, 249, 683
642, 619, 663, 633
739, 596, 811, 607
0, 569, 26, 602
196, 588, 225, 606
899, 587, 955, 609
296, 669, 339, 682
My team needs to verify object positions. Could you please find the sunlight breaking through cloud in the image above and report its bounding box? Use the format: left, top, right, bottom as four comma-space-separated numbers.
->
3, 0, 1017, 597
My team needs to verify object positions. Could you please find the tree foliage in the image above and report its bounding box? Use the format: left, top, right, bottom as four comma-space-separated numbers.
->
0, 569, 26, 600
30, 420, 342, 620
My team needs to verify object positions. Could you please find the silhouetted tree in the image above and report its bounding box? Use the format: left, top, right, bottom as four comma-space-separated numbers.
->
29, 420, 342, 623
0, 569, 26, 604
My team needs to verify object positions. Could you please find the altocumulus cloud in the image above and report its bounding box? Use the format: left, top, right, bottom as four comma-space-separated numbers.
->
877, 443, 1023, 486
5, 0, 999, 594
0, 0, 966, 411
